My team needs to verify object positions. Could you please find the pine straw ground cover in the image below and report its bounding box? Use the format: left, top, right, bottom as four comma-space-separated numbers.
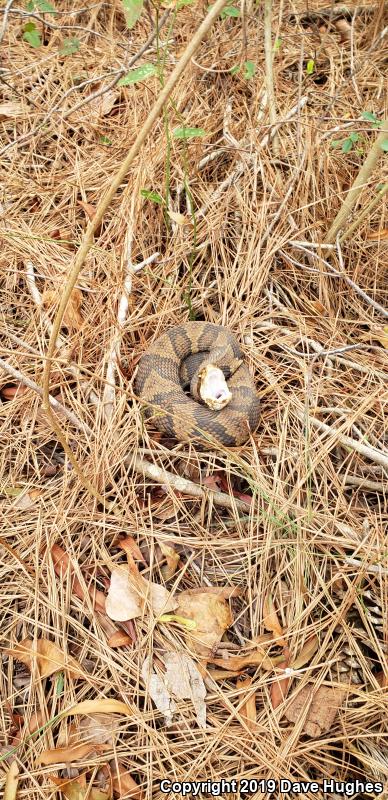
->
0, 0, 388, 797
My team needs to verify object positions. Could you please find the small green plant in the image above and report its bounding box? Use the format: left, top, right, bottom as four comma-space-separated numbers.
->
220, 5, 240, 17
140, 189, 164, 205
230, 60, 256, 79
173, 126, 207, 140
122, 0, 143, 29
361, 110, 382, 128
26, 0, 56, 12
274, 37, 282, 51
331, 132, 361, 154
23, 22, 41, 47
100, 135, 112, 146
118, 64, 158, 85
59, 37, 80, 56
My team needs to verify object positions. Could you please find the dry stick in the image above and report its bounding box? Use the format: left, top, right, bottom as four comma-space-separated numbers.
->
41, 0, 230, 511
324, 119, 388, 244
263, 0, 279, 155
103, 253, 158, 419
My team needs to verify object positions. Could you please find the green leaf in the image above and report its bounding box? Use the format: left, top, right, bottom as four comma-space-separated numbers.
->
122, 0, 144, 28
100, 135, 112, 146
220, 5, 240, 17
140, 189, 164, 204
230, 64, 240, 75
349, 132, 359, 143
36, 0, 56, 11
55, 672, 64, 695
243, 60, 255, 79
173, 126, 207, 139
118, 63, 158, 85
330, 139, 341, 148
380, 138, 388, 152
59, 37, 80, 56
176, 0, 194, 7
361, 110, 377, 122
23, 22, 41, 48
26, 0, 57, 11
274, 37, 282, 51
306, 59, 315, 75
342, 137, 353, 153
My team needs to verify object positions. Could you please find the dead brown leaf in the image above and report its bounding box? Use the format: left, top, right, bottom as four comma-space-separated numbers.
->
6, 637, 83, 679
64, 699, 132, 718
236, 675, 257, 731
176, 589, 233, 657
107, 631, 133, 648
77, 200, 97, 220
284, 684, 347, 736
291, 635, 319, 670
4, 761, 19, 800
39, 741, 111, 765
89, 88, 117, 120
106, 565, 177, 622
1, 384, 28, 400
209, 648, 278, 672
51, 773, 111, 800
118, 536, 146, 564
42, 287, 83, 330
263, 591, 285, 642
11, 487, 43, 510
111, 764, 143, 799
334, 18, 351, 41
159, 541, 180, 580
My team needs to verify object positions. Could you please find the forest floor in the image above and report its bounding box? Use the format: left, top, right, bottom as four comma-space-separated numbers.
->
0, 0, 387, 798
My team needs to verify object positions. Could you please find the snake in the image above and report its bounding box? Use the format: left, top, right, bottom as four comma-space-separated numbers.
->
135, 322, 260, 446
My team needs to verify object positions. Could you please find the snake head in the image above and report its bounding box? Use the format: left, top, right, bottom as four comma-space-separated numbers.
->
198, 364, 232, 411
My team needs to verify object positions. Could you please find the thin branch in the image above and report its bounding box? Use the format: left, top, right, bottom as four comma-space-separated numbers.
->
339, 182, 388, 243
0, 357, 93, 436
263, 0, 279, 154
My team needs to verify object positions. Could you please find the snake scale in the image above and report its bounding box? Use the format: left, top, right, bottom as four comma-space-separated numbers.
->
135, 322, 260, 446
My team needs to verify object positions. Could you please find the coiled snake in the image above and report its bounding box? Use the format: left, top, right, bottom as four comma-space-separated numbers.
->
135, 322, 260, 446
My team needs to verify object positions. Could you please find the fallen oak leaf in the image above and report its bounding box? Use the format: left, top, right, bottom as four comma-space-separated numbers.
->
106, 565, 177, 622
42, 287, 83, 331
176, 589, 234, 657
366, 228, 388, 240
6, 637, 83, 679
38, 741, 111, 765
3, 760, 19, 800
77, 200, 97, 220
158, 541, 180, 580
